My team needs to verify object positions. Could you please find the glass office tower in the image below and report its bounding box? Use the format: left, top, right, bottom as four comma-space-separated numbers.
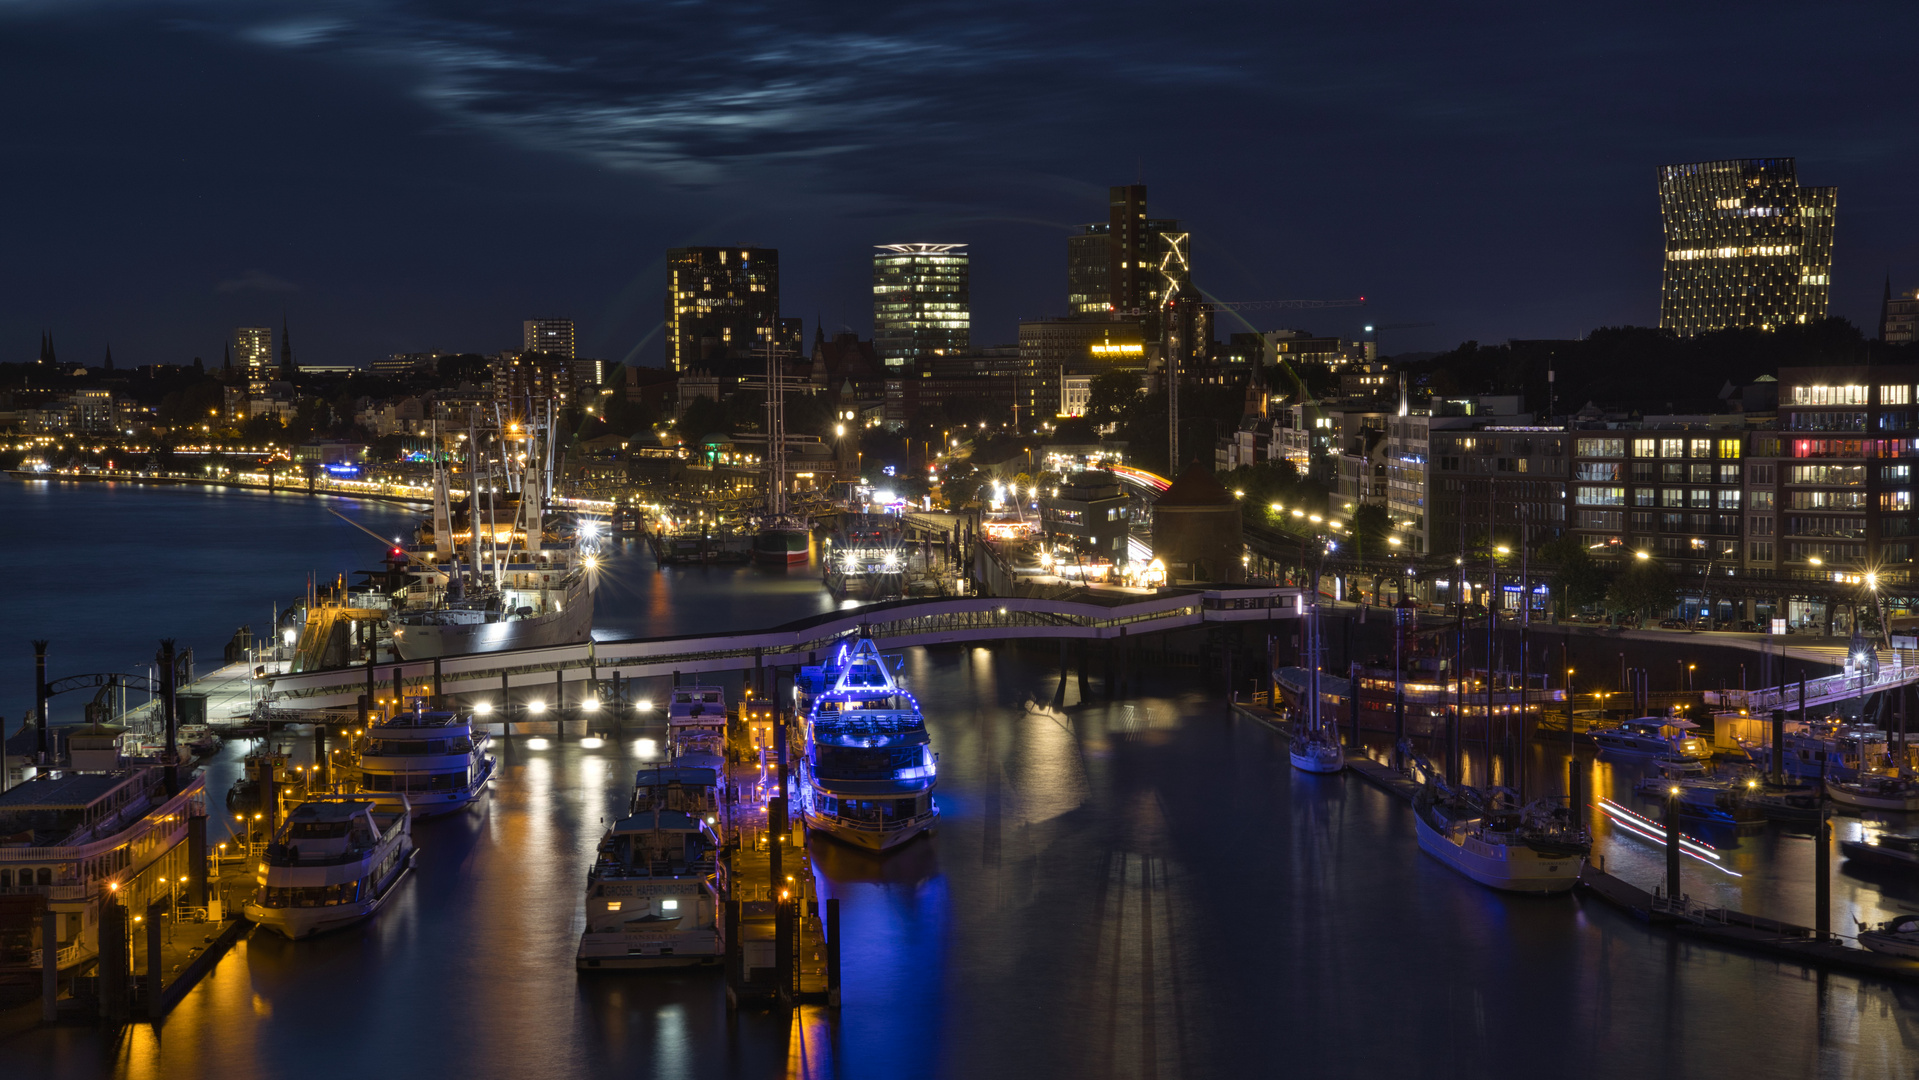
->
1658, 158, 1835, 336
873, 244, 970, 367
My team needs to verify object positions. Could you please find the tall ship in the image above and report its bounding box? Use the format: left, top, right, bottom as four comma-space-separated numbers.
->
576, 765, 724, 969
753, 337, 811, 566
386, 403, 597, 660
1413, 780, 1589, 894
794, 636, 939, 851
243, 796, 414, 940
351, 701, 495, 817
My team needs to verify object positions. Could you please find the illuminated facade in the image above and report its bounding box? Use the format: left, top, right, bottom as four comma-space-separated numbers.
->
665, 247, 780, 371
234, 326, 274, 392
1066, 185, 1189, 331
873, 244, 969, 367
1774, 366, 1919, 582
1017, 318, 1148, 424
1882, 285, 1919, 345
522, 318, 576, 359
1658, 159, 1835, 336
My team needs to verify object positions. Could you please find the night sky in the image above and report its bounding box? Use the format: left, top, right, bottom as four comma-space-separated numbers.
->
6, 1, 1916, 369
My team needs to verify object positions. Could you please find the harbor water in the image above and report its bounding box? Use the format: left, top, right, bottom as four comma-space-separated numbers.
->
8, 480, 1919, 1078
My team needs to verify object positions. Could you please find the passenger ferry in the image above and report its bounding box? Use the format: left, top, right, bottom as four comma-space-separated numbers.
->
576, 766, 724, 969
794, 636, 938, 852
0, 758, 206, 978
351, 701, 495, 817
1413, 781, 1589, 894
1593, 716, 1713, 761
243, 797, 414, 940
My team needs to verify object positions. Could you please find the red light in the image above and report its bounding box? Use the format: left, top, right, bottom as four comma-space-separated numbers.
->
390, 547, 404, 557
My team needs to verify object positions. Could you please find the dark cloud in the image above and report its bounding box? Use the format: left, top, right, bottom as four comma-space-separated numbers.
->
2, 1, 1917, 366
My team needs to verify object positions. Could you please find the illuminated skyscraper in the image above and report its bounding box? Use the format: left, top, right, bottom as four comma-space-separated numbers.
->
665, 247, 780, 371
1658, 158, 1835, 336
234, 325, 273, 391
873, 244, 970, 367
1065, 186, 1189, 338
523, 318, 576, 359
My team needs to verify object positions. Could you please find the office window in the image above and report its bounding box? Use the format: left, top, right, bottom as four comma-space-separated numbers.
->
1632, 438, 1656, 458
1660, 438, 1684, 458
1690, 439, 1712, 458
1883, 385, 1912, 406
1661, 488, 1685, 507
1717, 439, 1742, 459
1716, 490, 1741, 509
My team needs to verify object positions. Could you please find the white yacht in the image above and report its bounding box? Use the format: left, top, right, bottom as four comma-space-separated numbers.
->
352, 702, 495, 817
243, 797, 414, 940
795, 636, 939, 851
1594, 716, 1713, 761
1826, 775, 1919, 812
1413, 781, 1589, 894
1859, 915, 1919, 959
1286, 575, 1344, 774
576, 766, 724, 969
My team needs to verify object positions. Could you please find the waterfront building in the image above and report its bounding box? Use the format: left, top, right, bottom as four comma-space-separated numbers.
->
0, 759, 206, 986
1566, 422, 1746, 568
234, 326, 273, 392
523, 318, 576, 359
1658, 158, 1836, 336
489, 350, 576, 407
882, 348, 1024, 428
373, 353, 442, 377
1040, 470, 1131, 561
1016, 317, 1149, 429
665, 247, 780, 371
1882, 283, 1919, 344
1775, 365, 1919, 585
873, 245, 969, 367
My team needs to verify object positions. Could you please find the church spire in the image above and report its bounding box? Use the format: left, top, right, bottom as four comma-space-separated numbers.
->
104, 343, 113, 371
280, 313, 295, 376
1882, 273, 1894, 342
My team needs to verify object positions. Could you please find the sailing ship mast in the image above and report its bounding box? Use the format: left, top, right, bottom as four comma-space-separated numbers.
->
764, 335, 787, 522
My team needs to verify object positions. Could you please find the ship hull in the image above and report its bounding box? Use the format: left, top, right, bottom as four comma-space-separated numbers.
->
1413, 807, 1581, 894
391, 585, 593, 660
803, 806, 938, 851
754, 528, 809, 565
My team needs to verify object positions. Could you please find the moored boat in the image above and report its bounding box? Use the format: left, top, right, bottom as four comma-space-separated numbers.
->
1858, 915, 1919, 958
795, 636, 939, 851
1839, 832, 1919, 873
576, 766, 724, 969
1827, 775, 1919, 812
242, 797, 414, 940
1594, 716, 1713, 762
1413, 781, 1588, 893
1287, 585, 1345, 775
351, 702, 495, 818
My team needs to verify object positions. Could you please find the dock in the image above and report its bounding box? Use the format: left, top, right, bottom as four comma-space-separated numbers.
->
1233, 699, 1919, 985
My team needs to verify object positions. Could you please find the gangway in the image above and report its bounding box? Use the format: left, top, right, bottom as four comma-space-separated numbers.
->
265, 584, 1302, 709
1713, 652, 1919, 714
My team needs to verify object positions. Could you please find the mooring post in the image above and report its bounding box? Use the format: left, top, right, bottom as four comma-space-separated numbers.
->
1816, 805, 1832, 943
1664, 788, 1682, 910
775, 888, 795, 1005
1077, 640, 1091, 699
392, 665, 404, 711
145, 899, 164, 1020
99, 896, 128, 1022
826, 896, 842, 1008
41, 910, 58, 1023
1053, 640, 1069, 708
365, 638, 377, 721
159, 639, 179, 795
724, 899, 742, 1010
432, 656, 444, 706
555, 668, 565, 739
1771, 708, 1786, 786
501, 672, 511, 738
187, 810, 208, 907
314, 723, 329, 791
32, 640, 49, 764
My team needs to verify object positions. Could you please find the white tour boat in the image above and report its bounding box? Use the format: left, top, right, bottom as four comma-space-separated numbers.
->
576, 766, 724, 969
795, 636, 939, 851
243, 797, 414, 940
352, 701, 495, 817
1413, 781, 1589, 894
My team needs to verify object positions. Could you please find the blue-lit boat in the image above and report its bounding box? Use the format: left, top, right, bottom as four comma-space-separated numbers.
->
794, 636, 939, 852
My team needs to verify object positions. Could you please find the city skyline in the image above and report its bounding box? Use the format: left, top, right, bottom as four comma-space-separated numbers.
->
4, 3, 1919, 369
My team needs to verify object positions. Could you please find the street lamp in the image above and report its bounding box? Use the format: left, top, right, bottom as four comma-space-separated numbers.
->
1635, 551, 1650, 560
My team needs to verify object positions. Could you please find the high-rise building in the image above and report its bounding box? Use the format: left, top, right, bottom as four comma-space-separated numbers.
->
665, 247, 780, 371
523, 318, 576, 360
234, 326, 273, 392
1657, 158, 1836, 336
872, 244, 970, 366
1881, 282, 1919, 344
1065, 186, 1189, 328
